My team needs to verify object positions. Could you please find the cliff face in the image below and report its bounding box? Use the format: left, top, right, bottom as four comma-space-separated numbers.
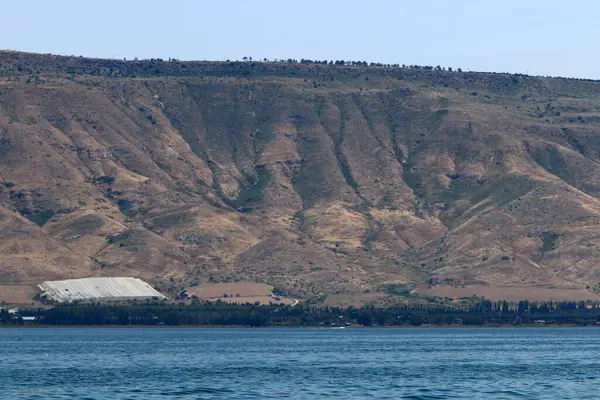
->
2, 52, 600, 303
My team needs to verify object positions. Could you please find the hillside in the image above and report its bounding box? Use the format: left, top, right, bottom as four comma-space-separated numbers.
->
2, 51, 600, 305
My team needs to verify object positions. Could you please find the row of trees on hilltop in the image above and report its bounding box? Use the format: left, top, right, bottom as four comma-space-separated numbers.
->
122, 55, 460, 71
240, 56, 462, 72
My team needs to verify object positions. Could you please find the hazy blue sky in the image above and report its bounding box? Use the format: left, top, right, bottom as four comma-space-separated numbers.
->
2, 0, 599, 78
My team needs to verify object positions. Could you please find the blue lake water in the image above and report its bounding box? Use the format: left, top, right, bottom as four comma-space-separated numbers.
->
1, 327, 599, 399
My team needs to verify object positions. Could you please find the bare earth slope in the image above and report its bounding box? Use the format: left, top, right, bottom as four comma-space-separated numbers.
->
2, 52, 600, 304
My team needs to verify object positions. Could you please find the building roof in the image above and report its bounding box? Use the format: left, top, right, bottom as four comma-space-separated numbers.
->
39, 277, 167, 303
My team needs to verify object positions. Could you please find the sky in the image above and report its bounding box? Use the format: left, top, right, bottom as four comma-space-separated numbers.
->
1, 0, 599, 79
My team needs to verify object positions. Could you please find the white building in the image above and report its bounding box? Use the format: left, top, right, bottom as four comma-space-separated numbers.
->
38, 277, 167, 303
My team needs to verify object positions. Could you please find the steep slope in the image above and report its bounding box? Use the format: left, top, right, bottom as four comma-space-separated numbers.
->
2, 51, 600, 304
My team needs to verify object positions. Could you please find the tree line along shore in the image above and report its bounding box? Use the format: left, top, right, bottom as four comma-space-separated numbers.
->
3, 300, 600, 327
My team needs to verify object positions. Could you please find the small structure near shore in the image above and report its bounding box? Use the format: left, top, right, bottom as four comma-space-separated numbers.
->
38, 277, 166, 303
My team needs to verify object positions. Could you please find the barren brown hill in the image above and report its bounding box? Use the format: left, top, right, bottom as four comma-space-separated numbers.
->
2, 52, 600, 304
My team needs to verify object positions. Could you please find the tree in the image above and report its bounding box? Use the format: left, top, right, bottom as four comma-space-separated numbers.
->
517, 300, 529, 314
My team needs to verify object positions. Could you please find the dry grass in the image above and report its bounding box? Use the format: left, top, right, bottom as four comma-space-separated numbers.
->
323, 292, 388, 307
187, 282, 274, 298
304, 202, 367, 250
0, 285, 36, 304
421, 286, 600, 302
187, 282, 297, 305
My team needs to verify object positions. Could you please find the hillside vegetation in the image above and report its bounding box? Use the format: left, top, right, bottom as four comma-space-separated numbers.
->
2, 51, 600, 305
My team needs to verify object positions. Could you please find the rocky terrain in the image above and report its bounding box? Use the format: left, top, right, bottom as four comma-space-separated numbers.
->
2, 51, 600, 304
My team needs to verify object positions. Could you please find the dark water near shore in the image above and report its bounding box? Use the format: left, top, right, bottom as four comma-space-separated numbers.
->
1, 328, 599, 399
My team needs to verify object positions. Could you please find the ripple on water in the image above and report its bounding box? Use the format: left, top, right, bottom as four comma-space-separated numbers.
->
1, 328, 600, 399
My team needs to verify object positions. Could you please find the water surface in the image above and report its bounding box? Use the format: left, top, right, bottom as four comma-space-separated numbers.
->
1, 328, 598, 399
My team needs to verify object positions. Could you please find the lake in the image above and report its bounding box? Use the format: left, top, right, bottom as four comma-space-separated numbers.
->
0, 328, 598, 399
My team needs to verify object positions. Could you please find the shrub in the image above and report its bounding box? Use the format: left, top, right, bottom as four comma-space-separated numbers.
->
94, 176, 114, 184
26, 210, 55, 227
117, 199, 133, 212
